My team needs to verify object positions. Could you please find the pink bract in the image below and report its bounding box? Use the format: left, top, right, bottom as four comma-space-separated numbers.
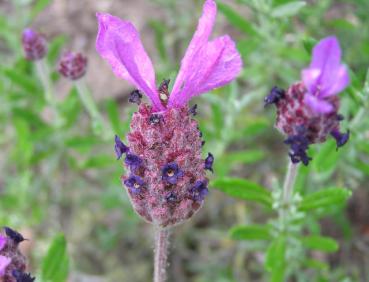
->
96, 0, 242, 111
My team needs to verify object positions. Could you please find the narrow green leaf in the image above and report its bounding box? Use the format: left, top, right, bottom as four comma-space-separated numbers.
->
149, 20, 168, 61
41, 234, 69, 282
299, 187, 352, 211
47, 36, 68, 64
3, 68, 39, 93
31, 0, 52, 18
211, 178, 272, 207
302, 36, 317, 54
265, 237, 286, 282
217, 2, 258, 36
230, 224, 271, 240
313, 140, 341, 173
271, 1, 306, 18
301, 235, 339, 252
80, 155, 113, 169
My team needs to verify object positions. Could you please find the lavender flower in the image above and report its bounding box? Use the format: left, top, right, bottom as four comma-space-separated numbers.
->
128, 90, 143, 105
22, 28, 47, 61
124, 153, 142, 171
0, 255, 11, 276
267, 36, 350, 165
302, 36, 350, 114
114, 135, 129, 160
204, 153, 214, 173
12, 270, 35, 282
189, 180, 209, 202
124, 175, 145, 194
58, 51, 88, 80
97, 0, 242, 227
162, 162, 184, 185
4, 227, 25, 244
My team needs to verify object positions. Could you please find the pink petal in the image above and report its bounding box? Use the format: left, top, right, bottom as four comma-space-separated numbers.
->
304, 93, 333, 114
301, 68, 321, 94
170, 0, 217, 103
310, 36, 341, 71
168, 35, 242, 107
321, 64, 350, 97
0, 255, 11, 276
96, 13, 164, 111
0, 235, 6, 251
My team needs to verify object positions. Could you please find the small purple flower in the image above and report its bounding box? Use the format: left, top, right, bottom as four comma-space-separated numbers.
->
129, 90, 143, 105
165, 192, 178, 203
96, 0, 242, 111
302, 36, 350, 114
22, 28, 47, 61
125, 153, 142, 171
115, 135, 129, 160
149, 114, 163, 125
189, 104, 198, 116
189, 180, 209, 202
284, 126, 312, 166
124, 175, 145, 194
331, 129, 350, 149
12, 270, 35, 282
204, 152, 214, 173
162, 162, 184, 185
58, 51, 88, 80
4, 227, 25, 244
264, 86, 285, 107
0, 255, 11, 276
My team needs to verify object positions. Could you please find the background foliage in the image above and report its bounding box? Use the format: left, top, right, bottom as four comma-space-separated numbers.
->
0, 0, 369, 281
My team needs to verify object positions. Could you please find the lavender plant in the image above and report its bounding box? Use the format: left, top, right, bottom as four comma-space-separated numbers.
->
95, 0, 242, 280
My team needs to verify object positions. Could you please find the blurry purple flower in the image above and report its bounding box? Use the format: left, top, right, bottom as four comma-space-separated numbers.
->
96, 0, 242, 111
125, 153, 142, 171
264, 86, 285, 107
114, 135, 129, 160
162, 162, 184, 185
302, 36, 350, 114
128, 90, 143, 105
22, 28, 47, 61
124, 175, 145, 194
12, 270, 35, 282
204, 153, 214, 172
0, 235, 6, 251
58, 51, 88, 80
189, 104, 198, 116
4, 227, 25, 244
331, 129, 350, 149
0, 255, 11, 276
189, 180, 209, 202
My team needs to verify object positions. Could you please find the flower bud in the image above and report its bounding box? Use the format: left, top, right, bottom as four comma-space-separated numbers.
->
58, 51, 88, 80
22, 28, 47, 61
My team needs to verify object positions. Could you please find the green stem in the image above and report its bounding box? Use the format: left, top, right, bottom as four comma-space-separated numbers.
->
74, 79, 106, 136
281, 161, 299, 223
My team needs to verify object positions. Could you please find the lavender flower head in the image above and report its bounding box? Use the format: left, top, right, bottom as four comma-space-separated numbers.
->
0, 228, 28, 282
96, 0, 242, 226
22, 28, 47, 61
58, 51, 88, 80
265, 36, 350, 165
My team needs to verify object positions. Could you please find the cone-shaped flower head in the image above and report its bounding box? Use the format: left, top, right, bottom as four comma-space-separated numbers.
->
0, 228, 28, 282
21, 28, 47, 61
58, 51, 88, 80
96, 0, 242, 226
265, 36, 350, 165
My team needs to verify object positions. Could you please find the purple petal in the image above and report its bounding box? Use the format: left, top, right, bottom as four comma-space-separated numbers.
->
170, 0, 217, 102
169, 35, 242, 107
302, 36, 349, 98
304, 93, 334, 114
0, 235, 6, 251
0, 255, 11, 276
96, 13, 164, 111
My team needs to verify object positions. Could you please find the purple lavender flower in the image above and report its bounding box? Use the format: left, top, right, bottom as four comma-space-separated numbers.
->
189, 104, 198, 116
0, 235, 6, 250
12, 270, 35, 282
129, 90, 143, 105
189, 180, 209, 202
264, 86, 285, 107
58, 51, 88, 80
302, 36, 350, 114
204, 153, 214, 172
96, 0, 242, 226
124, 153, 142, 171
22, 28, 47, 61
114, 135, 129, 160
331, 129, 350, 149
124, 175, 145, 194
162, 162, 184, 185
4, 227, 25, 244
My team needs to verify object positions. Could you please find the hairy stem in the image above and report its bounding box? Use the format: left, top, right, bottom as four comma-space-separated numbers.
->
154, 228, 170, 282
281, 161, 299, 221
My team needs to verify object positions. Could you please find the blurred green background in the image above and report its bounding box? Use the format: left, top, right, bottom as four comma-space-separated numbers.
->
1, 0, 369, 281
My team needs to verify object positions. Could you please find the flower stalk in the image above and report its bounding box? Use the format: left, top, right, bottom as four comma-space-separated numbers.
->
154, 228, 170, 282
281, 161, 299, 222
